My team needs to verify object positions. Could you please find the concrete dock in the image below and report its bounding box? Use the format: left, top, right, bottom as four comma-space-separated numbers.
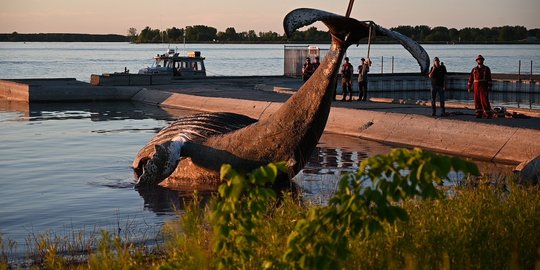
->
1, 76, 539, 182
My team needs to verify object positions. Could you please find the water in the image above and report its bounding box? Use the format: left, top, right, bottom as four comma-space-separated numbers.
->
0, 101, 401, 256
0, 43, 538, 81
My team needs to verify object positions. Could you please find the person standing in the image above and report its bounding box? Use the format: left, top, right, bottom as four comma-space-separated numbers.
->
340, 57, 354, 101
357, 58, 370, 101
428, 57, 447, 116
468, 55, 493, 118
312, 56, 320, 72
302, 57, 313, 83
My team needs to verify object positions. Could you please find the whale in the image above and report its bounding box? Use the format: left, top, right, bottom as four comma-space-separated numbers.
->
132, 8, 430, 189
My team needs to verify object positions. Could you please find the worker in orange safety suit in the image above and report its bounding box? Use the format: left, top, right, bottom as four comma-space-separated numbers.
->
467, 54, 493, 118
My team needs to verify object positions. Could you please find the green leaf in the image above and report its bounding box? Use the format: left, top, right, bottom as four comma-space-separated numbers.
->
220, 163, 233, 181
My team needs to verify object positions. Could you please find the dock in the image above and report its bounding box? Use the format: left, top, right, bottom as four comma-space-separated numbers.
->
1, 75, 539, 183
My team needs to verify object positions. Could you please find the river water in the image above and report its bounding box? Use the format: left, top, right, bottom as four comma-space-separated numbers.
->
0, 42, 531, 257
0, 42, 539, 81
0, 100, 405, 257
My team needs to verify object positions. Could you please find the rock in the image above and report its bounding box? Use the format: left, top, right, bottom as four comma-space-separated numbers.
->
514, 155, 540, 185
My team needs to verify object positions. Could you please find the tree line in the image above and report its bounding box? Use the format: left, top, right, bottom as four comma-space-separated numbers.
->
130, 25, 540, 43
1, 25, 539, 43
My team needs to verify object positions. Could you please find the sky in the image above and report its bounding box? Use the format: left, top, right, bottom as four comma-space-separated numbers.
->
1, 0, 539, 35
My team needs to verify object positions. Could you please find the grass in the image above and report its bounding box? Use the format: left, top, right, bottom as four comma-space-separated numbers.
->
3, 187, 540, 269
1, 149, 540, 269
348, 183, 540, 269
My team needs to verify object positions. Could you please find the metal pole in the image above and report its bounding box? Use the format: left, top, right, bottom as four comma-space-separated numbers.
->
518, 60, 521, 82
531, 60, 534, 82
346, 0, 355, 17
392, 56, 394, 74
381, 56, 384, 74
366, 24, 373, 60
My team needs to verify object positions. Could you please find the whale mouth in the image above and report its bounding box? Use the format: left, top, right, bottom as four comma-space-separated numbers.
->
134, 140, 184, 187
135, 153, 168, 187
135, 165, 156, 187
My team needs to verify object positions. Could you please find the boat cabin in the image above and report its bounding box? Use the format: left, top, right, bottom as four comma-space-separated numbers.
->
138, 49, 206, 79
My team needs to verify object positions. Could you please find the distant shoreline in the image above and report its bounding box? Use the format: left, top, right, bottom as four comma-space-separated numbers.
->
1, 33, 539, 44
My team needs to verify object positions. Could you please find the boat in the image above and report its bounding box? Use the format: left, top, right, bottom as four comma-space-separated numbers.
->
90, 49, 207, 86
138, 49, 206, 79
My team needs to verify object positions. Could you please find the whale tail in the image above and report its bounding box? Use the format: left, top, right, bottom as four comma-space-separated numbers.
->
283, 8, 429, 74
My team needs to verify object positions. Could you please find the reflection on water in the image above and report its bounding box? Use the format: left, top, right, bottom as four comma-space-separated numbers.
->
135, 185, 215, 215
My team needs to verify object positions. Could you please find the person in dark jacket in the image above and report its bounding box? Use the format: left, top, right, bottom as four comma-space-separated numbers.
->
340, 57, 354, 101
428, 57, 447, 116
357, 57, 370, 101
302, 57, 313, 83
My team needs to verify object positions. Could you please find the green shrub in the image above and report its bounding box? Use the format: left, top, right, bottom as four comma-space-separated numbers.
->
278, 148, 479, 269
210, 162, 288, 269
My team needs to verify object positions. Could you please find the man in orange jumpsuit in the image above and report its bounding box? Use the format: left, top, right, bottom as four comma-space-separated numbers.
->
467, 54, 493, 118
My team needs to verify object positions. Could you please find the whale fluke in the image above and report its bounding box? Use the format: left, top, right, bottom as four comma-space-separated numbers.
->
284, 8, 430, 74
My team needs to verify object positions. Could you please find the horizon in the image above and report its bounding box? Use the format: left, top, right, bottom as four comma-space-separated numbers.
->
1, 0, 539, 35
2, 23, 540, 36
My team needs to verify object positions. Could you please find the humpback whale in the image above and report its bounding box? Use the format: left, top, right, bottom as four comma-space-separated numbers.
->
133, 8, 430, 189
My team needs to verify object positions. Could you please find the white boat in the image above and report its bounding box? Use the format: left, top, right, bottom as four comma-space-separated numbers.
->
138, 49, 206, 79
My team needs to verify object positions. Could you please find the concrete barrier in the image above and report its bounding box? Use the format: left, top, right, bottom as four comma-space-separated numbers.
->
0, 79, 30, 101
0, 78, 139, 102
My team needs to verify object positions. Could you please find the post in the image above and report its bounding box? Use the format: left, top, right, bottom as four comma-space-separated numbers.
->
518, 60, 521, 82
381, 56, 384, 74
531, 60, 534, 82
346, 0, 355, 17
391, 56, 394, 74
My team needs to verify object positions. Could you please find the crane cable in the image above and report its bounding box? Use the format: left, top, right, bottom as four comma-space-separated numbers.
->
366, 23, 373, 66
345, 0, 355, 17
346, 0, 373, 66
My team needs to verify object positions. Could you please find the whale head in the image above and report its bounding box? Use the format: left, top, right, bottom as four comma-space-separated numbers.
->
135, 140, 184, 187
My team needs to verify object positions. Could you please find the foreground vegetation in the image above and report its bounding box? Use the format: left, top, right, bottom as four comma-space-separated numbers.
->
1, 148, 539, 269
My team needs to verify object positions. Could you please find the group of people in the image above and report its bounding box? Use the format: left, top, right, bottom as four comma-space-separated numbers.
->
429, 54, 493, 118
303, 55, 371, 102
303, 54, 494, 119
304, 55, 372, 101
339, 57, 371, 101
